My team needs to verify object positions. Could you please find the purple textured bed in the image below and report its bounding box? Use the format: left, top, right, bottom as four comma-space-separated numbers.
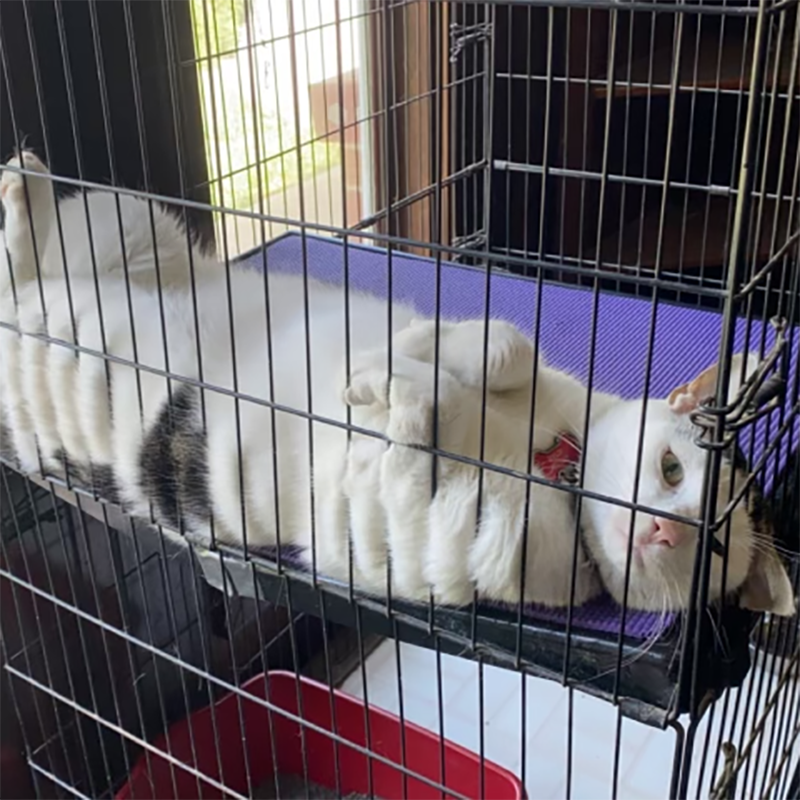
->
240, 233, 799, 640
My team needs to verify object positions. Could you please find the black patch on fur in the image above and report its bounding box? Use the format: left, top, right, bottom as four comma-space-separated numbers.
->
140, 386, 210, 531
46, 449, 123, 506
91, 464, 122, 506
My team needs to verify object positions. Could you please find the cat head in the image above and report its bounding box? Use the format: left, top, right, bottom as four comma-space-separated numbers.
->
580, 354, 796, 616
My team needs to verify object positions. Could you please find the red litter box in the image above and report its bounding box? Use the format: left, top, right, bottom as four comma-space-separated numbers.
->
116, 670, 525, 800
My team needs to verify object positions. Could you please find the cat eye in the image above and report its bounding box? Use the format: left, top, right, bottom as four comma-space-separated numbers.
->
661, 450, 684, 487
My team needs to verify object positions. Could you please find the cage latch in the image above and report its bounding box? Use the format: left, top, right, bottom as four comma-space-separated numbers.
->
449, 22, 493, 63
690, 317, 789, 451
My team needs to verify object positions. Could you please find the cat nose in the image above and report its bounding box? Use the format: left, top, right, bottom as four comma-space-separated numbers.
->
650, 517, 686, 548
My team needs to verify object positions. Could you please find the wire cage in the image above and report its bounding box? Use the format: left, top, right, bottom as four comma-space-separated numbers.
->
0, 0, 798, 798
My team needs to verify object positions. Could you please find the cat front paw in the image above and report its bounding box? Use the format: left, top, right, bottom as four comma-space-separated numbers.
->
394, 317, 536, 392
342, 350, 391, 408
346, 355, 462, 449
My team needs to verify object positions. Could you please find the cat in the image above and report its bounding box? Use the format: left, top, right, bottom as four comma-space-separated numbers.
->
1, 151, 795, 616
355, 321, 795, 615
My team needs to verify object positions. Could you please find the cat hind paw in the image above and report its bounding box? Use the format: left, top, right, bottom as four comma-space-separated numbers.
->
0, 150, 50, 206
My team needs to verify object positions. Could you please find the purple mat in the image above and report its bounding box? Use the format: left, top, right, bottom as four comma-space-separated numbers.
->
241, 233, 799, 640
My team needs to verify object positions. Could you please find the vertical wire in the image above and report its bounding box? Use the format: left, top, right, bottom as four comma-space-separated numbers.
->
227, 0, 252, 250
771, 516, 800, 799
122, 5, 215, 787
760, 202, 800, 796
613, 8, 635, 278
380, 0, 395, 609
333, 0, 357, 606
576, 9, 593, 268
535, 7, 555, 260
71, 498, 137, 792
53, 496, 118, 790
18, 0, 79, 494
522, 3, 534, 266
160, 0, 217, 549
317, 593, 342, 799
0, 634, 43, 795
300, 2, 322, 226
119, 0, 163, 532
242, 2, 282, 568
177, 542, 227, 793
676, 4, 773, 796
92, 508, 159, 798
282, 580, 312, 797
469, 0, 498, 650
12, 9, 123, 768
697, 1, 731, 301
217, 556, 255, 798
759, 51, 800, 793
35, 488, 116, 800
0, 474, 81, 792
265, 0, 291, 238
557, 6, 571, 264
209, 3, 242, 254
198, 0, 249, 559
503, 3, 513, 261
743, 123, 800, 794
121, 514, 181, 798
472, 2, 481, 249
611, 708, 624, 800
424, 0, 441, 631
435, 638, 447, 799
250, 566, 283, 800
85, 0, 148, 514
612, 6, 685, 707
478, 656, 485, 800
565, 688, 574, 800
354, 604, 374, 799
52, 0, 112, 501
426, 0, 447, 635
287, 0, 318, 588
319, 0, 336, 229
676, 15, 704, 289
635, 9, 657, 273
562, 6, 618, 687
0, 24, 48, 480
392, 622, 409, 800
668, 721, 687, 800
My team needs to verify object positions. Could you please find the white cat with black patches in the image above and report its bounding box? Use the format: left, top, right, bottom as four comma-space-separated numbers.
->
0, 151, 794, 617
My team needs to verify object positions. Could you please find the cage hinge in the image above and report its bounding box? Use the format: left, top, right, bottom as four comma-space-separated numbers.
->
710, 742, 738, 800
451, 230, 487, 254
449, 22, 493, 63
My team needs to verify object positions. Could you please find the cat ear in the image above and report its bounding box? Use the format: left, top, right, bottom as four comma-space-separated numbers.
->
739, 545, 796, 616
668, 353, 759, 415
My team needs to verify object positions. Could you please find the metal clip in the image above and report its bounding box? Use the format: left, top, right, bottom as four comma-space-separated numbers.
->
690, 317, 789, 452
449, 22, 493, 63
452, 230, 487, 251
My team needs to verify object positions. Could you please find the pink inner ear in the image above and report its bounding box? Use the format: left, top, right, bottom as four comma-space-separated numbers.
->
668, 390, 697, 414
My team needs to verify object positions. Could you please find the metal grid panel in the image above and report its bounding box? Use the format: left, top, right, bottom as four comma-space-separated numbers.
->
0, 0, 798, 798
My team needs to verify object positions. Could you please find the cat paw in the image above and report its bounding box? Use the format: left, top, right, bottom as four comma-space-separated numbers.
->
0, 150, 49, 207
394, 317, 535, 392
344, 350, 457, 409
345, 352, 463, 448
342, 351, 391, 408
